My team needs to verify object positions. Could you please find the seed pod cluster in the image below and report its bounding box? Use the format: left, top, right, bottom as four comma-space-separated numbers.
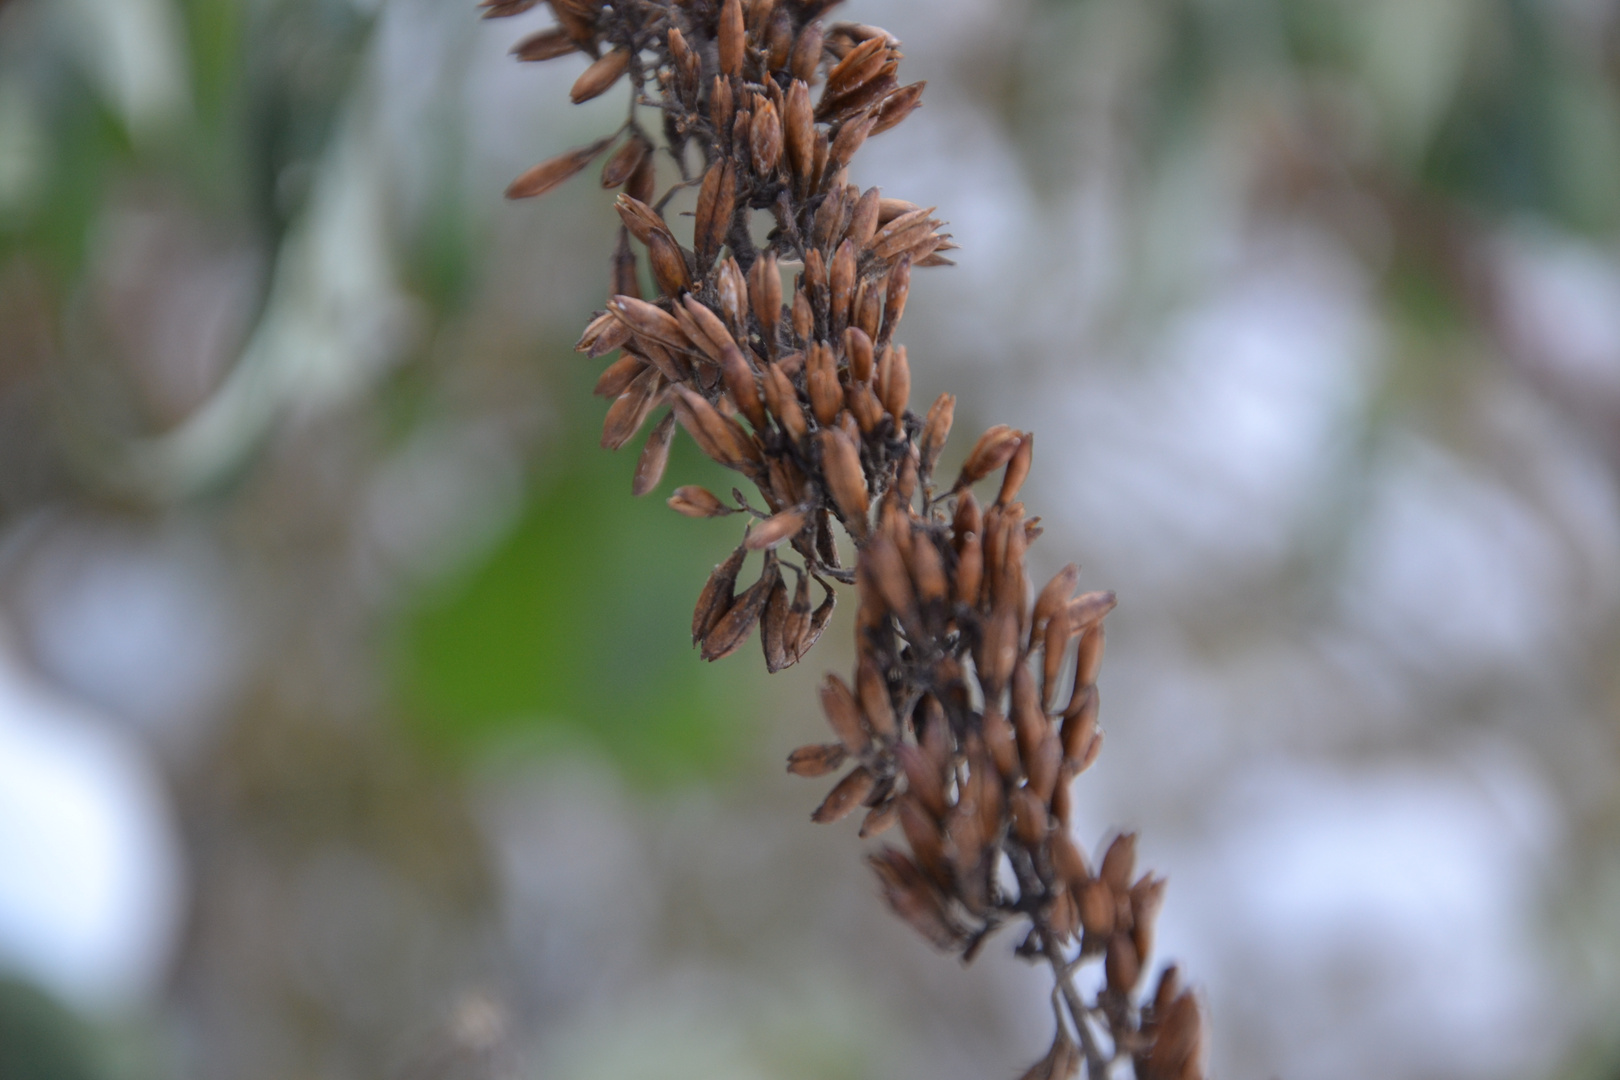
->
490, 0, 1205, 1074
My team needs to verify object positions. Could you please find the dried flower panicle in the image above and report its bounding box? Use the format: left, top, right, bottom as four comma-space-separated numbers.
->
489, 0, 1206, 1073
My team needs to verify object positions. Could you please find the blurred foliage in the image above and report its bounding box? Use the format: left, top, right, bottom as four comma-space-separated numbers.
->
394, 375, 765, 785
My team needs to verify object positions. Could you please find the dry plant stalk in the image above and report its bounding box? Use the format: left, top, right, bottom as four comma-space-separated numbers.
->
486, 0, 1207, 1074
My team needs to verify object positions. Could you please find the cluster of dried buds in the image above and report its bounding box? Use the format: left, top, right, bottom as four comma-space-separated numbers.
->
486, 0, 1206, 1075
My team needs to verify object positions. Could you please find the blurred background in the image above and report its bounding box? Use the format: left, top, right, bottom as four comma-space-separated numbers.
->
1, 0, 1619, 1077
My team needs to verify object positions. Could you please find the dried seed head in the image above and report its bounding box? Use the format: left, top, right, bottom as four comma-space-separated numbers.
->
880, 344, 910, 421
669, 485, 730, 518
844, 327, 875, 383
829, 239, 857, 333
813, 766, 876, 823
608, 295, 689, 351
570, 48, 629, 103
592, 353, 644, 398
826, 113, 876, 177
506, 135, 614, 198
807, 342, 842, 426
632, 411, 676, 495
787, 742, 847, 777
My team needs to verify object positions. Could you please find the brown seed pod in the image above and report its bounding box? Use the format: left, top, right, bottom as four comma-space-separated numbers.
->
880, 344, 910, 421
784, 79, 815, 183
912, 394, 954, 480
1050, 829, 1091, 893
1060, 686, 1097, 761
806, 342, 842, 426
827, 113, 876, 178
956, 425, 1022, 489
797, 580, 836, 659
750, 253, 782, 352
897, 794, 951, 884
608, 295, 688, 351
506, 135, 614, 198
819, 428, 870, 535
819, 36, 887, 108
1067, 590, 1119, 632
1106, 931, 1142, 995
645, 231, 692, 297
787, 742, 847, 777
717, 258, 748, 333
854, 655, 895, 738
829, 239, 857, 333
868, 848, 965, 949
751, 97, 783, 176
702, 557, 778, 661
998, 430, 1033, 506
896, 742, 946, 821
668, 485, 730, 518
481, 0, 542, 18
1075, 624, 1105, 691
846, 380, 885, 434
592, 353, 645, 398
746, 506, 808, 550
512, 25, 578, 61
718, 0, 745, 77
1146, 992, 1204, 1080
600, 134, 650, 189
762, 363, 808, 442
614, 194, 670, 247
790, 19, 825, 83
600, 367, 663, 450
1010, 787, 1049, 847
1079, 878, 1115, 939
859, 800, 898, 838
872, 81, 927, 135
1131, 874, 1167, 965
761, 569, 792, 672
791, 290, 814, 344
1100, 832, 1137, 895
954, 530, 983, 610
694, 158, 737, 267
693, 543, 748, 644
844, 326, 875, 383
813, 765, 875, 823
570, 48, 629, 103
819, 673, 871, 755
632, 411, 676, 495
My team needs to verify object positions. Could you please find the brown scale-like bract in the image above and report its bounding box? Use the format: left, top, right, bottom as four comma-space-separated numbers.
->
486, 0, 1207, 1074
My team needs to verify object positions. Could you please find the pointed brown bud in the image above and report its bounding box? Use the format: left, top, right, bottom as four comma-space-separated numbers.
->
1100, 832, 1137, 895
1106, 932, 1142, 995
997, 429, 1034, 506
600, 134, 650, 188
760, 570, 791, 672
1032, 564, 1079, 640
694, 158, 737, 267
812, 766, 875, 823
1075, 624, 1105, 690
956, 425, 1022, 489
896, 743, 946, 821
709, 72, 734, 133
762, 363, 808, 442
1079, 878, 1115, 939
506, 136, 614, 198
512, 25, 578, 62
718, 0, 744, 77
693, 544, 748, 644
879, 343, 910, 421
646, 231, 692, 297
702, 559, 777, 661
746, 506, 807, 550
819, 673, 870, 755
784, 79, 815, 182
954, 529, 983, 610
614, 194, 667, 246
632, 411, 676, 495
919, 393, 954, 477
826, 112, 876, 177
787, 743, 847, 777
600, 367, 663, 450
791, 289, 814, 344
750, 253, 782, 352
819, 428, 869, 535
829, 239, 856, 334
1067, 590, 1118, 632
855, 655, 895, 738
983, 704, 1019, 780
592, 354, 644, 399
858, 800, 897, 838
570, 48, 628, 103
751, 98, 783, 176
844, 327, 875, 383
1061, 685, 1098, 761
872, 81, 926, 135
608, 295, 689, 351
669, 485, 730, 518
790, 20, 824, 84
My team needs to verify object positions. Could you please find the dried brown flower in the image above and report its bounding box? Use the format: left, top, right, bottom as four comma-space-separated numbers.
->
487, 1, 1207, 1074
